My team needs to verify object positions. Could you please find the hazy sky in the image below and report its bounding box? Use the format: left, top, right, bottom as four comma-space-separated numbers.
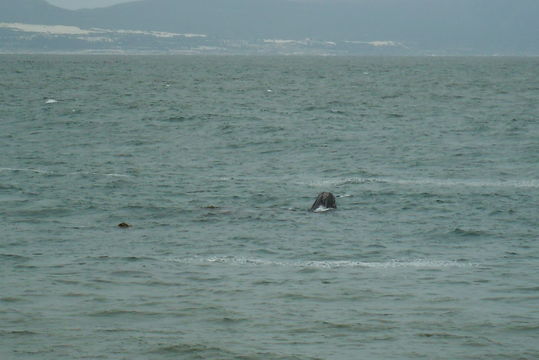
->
45, 0, 345, 10
46, 0, 135, 9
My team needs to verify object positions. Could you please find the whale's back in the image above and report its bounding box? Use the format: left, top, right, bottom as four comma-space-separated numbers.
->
310, 192, 337, 212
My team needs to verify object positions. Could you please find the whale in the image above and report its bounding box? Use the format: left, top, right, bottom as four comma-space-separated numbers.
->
310, 192, 337, 212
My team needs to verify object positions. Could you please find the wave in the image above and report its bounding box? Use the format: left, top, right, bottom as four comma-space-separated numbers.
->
147, 343, 238, 358
304, 176, 539, 189
213, 173, 538, 190
452, 227, 489, 237
88, 309, 163, 317
168, 256, 476, 269
69, 171, 131, 178
147, 342, 306, 360
103, 173, 130, 178
0, 167, 51, 174
0, 167, 130, 178
0, 330, 38, 336
0, 253, 31, 262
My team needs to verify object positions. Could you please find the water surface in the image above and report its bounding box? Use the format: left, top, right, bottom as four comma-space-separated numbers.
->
1, 55, 538, 359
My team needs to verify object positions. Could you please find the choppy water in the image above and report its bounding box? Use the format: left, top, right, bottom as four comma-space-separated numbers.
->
1, 55, 539, 359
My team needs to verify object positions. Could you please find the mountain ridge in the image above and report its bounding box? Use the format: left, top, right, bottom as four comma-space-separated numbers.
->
0, 0, 72, 24
1, 0, 539, 55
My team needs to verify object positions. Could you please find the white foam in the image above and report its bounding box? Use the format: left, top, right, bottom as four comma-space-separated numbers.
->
0, 167, 50, 174
168, 256, 476, 269
104, 173, 130, 178
0, 168, 129, 178
390, 177, 539, 189
313, 205, 332, 213
304, 176, 539, 189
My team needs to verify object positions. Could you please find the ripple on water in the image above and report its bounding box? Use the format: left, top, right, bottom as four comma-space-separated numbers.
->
1, 55, 538, 360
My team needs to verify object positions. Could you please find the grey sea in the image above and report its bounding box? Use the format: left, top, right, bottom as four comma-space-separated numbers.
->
1, 55, 538, 360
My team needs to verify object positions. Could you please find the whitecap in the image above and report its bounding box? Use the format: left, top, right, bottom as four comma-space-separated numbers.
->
389, 177, 539, 189
67, 171, 130, 178
45, 99, 58, 104
303, 176, 539, 189
167, 256, 476, 269
104, 173, 130, 178
0, 167, 50, 174
312, 205, 332, 213
299, 177, 375, 187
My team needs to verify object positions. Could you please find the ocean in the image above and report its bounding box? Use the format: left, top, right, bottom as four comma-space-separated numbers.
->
1, 55, 538, 359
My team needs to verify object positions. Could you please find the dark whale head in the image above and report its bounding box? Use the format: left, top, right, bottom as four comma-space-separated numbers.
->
310, 192, 337, 212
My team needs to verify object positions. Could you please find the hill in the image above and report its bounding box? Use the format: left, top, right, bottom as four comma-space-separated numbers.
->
1, 0, 538, 55
0, 0, 71, 24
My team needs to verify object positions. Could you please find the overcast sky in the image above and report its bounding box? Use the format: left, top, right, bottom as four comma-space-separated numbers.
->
46, 0, 135, 9
45, 0, 348, 10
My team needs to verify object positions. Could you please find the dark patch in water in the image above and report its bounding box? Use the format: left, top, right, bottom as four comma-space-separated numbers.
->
452, 228, 488, 237
0, 330, 38, 336
147, 343, 236, 358
0, 253, 30, 262
0, 296, 24, 303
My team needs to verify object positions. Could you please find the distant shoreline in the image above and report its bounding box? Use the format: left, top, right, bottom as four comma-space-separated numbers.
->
1, 51, 539, 57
